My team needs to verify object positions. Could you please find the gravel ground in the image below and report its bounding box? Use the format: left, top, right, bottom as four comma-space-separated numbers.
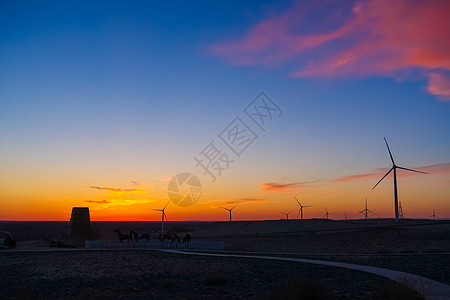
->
0, 250, 417, 300
282, 253, 450, 285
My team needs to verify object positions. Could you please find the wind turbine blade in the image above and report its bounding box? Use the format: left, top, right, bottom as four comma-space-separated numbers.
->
151, 209, 162, 211
397, 166, 428, 174
294, 196, 301, 206
220, 207, 228, 211
384, 137, 395, 165
372, 167, 394, 189
288, 210, 293, 214
297, 210, 301, 219
303, 205, 313, 208
164, 214, 168, 221
231, 202, 239, 210
163, 200, 170, 210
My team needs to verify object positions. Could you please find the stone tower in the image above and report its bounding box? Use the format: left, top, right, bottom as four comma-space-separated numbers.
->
69, 207, 91, 238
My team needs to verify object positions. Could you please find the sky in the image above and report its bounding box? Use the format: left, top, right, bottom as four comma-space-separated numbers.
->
1, 0, 449, 221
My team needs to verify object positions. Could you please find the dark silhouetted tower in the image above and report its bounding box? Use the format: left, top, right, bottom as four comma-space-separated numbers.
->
69, 207, 91, 238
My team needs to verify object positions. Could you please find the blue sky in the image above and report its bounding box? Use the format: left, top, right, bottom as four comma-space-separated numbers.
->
1, 0, 449, 220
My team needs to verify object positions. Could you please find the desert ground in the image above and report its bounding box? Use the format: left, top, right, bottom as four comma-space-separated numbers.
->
0, 219, 449, 299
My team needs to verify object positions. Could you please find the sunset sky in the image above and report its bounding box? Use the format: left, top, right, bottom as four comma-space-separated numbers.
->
1, 0, 449, 221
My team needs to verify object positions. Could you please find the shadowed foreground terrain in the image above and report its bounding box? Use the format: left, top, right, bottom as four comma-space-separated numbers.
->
0, 219, 448, 299
0, 250, 423, 299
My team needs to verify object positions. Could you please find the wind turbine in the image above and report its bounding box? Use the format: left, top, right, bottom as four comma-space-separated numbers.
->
399, 201, 405, 219
323, 207, 333, 220
358, 198, 377, 220
293, 196, 312, 220
429, 209, 437, 220
373, 137, 427, 222
281, 210, 293, 220
220, 202, 238, 222
151, 201, 169, 234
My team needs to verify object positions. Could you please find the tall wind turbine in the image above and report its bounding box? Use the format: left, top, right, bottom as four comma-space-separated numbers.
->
151, 201, 169, 234
220, 202, 238, 222
323, 207, 333, 220
294, 196, 312, 220
358, 198, 377, 220
372, 137, 427, 222
281, 210, 293, 220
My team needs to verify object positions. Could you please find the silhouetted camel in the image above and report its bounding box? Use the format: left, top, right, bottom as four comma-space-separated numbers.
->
129, 231, 150, 242
183, 233, 191, 245
113, 229, 130, 242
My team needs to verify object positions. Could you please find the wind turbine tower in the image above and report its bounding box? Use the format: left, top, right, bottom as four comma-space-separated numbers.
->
220, 202, 239, 222
323, 207, 333, 220
429, 209, 437, 220
358, 198, 377, 220
294, 196, 312, 220
281, 210, 293, 220
151, 201, 169, 234
372, 137, 427, 222
399, 202, 404, 219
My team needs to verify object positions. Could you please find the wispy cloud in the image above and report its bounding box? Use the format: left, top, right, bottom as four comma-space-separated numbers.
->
239, 198, 267, 203
261, 181, 316, 192
427, 72, 450, 101
210, 198, 267, 208
84, 199, 110, 204
84, 198, 153, 207
335, 162, 450, 183
90, 184, 146, 195
157, 176, 172, 182
210, 0, 450, 100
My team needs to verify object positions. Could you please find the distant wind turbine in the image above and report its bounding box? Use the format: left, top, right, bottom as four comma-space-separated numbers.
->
429, 209, 437, 220
358, 198, 378, 220
281, 210, 293, 220
323, 207, 333, 220
372, 137, 427, 222
220, 202, 239, 222
151, 201, 169, 234
294, 196, 312, 220
399, 201, 405, 219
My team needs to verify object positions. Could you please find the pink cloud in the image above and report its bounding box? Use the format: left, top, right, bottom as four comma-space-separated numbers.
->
427, 72, 450, 101
210, 0, 450, 99
261, 181, 317, 192
334, 172, 379, 183
335, 162, 450, 182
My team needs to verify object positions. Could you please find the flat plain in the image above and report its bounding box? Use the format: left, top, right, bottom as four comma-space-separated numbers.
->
0, 219, 448, 299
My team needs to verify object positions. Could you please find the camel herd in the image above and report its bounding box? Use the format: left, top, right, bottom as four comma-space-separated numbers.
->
113, 229, 191, 247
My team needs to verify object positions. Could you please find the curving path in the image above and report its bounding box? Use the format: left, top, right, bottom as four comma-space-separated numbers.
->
161, 250, 450, 300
